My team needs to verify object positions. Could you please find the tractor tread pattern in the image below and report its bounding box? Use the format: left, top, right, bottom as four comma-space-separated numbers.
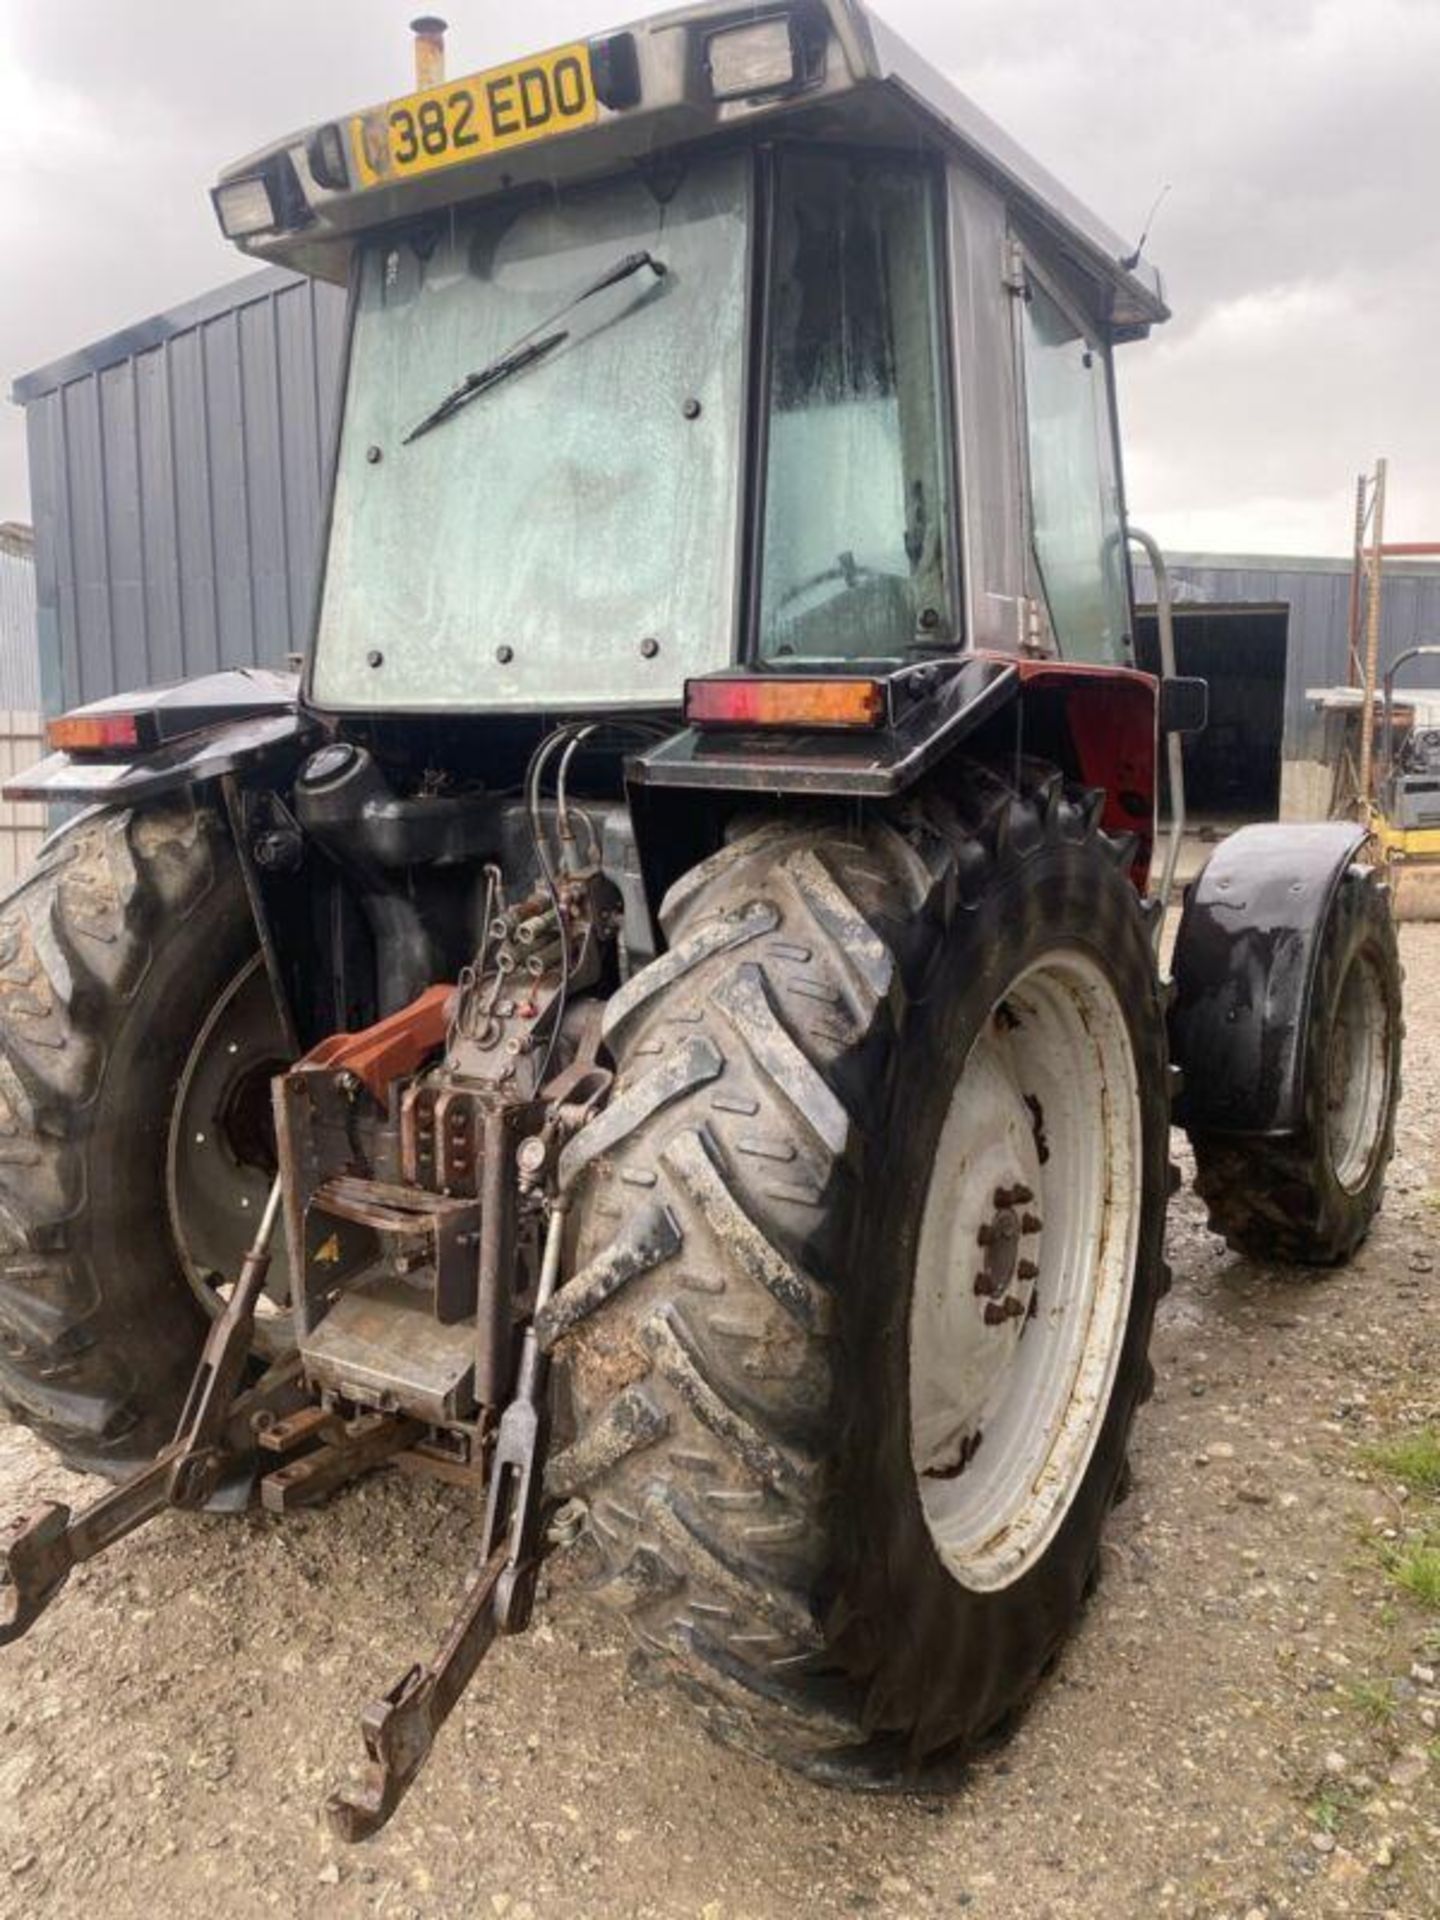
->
0, 801, 226, 1471
554, 779, 1153, 1769
1186, 863, 1404, 1266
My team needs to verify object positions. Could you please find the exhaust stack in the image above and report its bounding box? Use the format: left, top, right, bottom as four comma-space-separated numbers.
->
410, 15, 447, 89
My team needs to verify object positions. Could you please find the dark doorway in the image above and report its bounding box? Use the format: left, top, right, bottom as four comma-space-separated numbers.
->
1135, 604, 1289, 820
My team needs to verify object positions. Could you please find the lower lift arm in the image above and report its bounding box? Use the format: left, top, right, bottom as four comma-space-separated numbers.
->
1, 1183, 570, 1843
0, 1177, 293, 1645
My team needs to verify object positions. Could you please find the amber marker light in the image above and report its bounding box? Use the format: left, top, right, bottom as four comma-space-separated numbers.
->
47, 712, 142, 753
685, 677, 887, 731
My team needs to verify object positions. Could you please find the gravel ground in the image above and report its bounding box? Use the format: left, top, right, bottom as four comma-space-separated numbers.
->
1, 925, 1436, 1920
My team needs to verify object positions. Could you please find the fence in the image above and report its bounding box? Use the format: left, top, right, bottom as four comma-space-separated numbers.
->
0, 711, 46, 885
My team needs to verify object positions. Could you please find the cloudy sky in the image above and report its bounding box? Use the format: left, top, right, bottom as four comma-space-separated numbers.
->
2, 0, 1437, 554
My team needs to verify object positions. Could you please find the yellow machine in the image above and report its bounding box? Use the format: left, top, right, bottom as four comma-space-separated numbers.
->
1373, 644, 1440, 919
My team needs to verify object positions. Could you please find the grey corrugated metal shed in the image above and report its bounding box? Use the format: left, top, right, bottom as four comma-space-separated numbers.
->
0, 523, 40, 710
12, 268, 347, 714
1133, 551, 1440, 765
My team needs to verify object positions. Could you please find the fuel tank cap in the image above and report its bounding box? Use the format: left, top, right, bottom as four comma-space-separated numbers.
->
299, 742, 361, 789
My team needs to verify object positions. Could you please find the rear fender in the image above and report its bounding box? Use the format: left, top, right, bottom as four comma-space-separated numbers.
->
1008, 659, 1158, 887
1169, 821, 1371, 1136
4, 670, 313, 806
626, 653, 1161, 918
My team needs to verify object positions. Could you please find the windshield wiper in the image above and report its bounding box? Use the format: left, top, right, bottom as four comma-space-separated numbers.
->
403, 332, 569, 444
403, 249, 667, 446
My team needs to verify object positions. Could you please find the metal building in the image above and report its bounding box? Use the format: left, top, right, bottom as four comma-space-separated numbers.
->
1132, 551, 1440, 823
0, 522, 45, 881
12, 267, 347, 715
0, 522, 39, 708
12, 272, 1440, 832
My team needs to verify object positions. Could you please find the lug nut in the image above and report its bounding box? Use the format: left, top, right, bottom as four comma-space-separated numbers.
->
1017, 1259, 1039, 1282
1021, 1212, 1043, 1234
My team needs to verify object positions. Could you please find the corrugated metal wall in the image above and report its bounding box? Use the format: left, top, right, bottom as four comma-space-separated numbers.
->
0, 524, 40, 710
0, 527, 46, 875
1134, 552, 1440, 765
13, 268, 347, 714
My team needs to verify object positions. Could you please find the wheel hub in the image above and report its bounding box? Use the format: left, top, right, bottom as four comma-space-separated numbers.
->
974, 1185, 1041, 1325
1326, 945, 1392, 1193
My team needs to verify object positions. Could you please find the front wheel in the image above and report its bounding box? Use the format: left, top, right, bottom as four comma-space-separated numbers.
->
551, 767, 1171, 1777
1187, 862, 1402, 1265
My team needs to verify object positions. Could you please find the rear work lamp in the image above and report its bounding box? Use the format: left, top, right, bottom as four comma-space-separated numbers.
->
685, 676, 887, 731
705, 16, 801, 100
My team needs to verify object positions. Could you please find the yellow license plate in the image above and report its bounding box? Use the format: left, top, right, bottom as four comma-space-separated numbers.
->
350, 43, 598, 189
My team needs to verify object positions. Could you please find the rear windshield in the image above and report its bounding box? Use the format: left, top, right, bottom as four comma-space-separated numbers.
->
311, 153, 750, 711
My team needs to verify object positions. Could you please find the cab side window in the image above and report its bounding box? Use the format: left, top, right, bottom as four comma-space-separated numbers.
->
1019, 273, 1129, 663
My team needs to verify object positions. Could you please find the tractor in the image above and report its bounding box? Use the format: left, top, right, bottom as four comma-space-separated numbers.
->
0, 2, 1403, 1837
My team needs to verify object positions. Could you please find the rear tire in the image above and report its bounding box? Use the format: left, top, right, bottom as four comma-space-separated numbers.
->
549, 766, 1170, 1776
0, 798, 264, 1476
1188, 862, 1402, 1266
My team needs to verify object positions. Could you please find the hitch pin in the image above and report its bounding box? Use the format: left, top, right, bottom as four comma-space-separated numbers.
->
0, 1176, 285, 1647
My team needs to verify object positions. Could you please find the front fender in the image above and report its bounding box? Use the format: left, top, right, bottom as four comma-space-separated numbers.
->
4, 669, 315, 807
1169, 821, 1371, 1136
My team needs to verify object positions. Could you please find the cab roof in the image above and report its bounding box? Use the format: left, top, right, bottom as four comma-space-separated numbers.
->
216, 0, 1167, 338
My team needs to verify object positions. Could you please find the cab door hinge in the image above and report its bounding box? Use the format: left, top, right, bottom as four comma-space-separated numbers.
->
1019, 596, 1053, 658
1002, 237, 1029, 297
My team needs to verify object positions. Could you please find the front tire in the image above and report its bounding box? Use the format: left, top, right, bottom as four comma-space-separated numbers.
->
1187, 862, 1402, 1265
549, 767, 1170, 1776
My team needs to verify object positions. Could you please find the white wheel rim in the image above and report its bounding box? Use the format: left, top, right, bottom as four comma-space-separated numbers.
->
909, 949, 1144, 1593
1326, 946, 1392, 1193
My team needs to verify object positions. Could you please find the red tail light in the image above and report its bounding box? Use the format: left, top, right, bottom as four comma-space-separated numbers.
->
47, 712, 142, 753
685, 676, 887, 731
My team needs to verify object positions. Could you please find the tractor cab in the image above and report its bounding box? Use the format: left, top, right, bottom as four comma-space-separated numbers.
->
213, 1, 1167, 718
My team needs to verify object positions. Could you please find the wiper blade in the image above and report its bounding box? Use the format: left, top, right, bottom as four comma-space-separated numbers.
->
403, 331, 569, 445
402, 249, 666, 447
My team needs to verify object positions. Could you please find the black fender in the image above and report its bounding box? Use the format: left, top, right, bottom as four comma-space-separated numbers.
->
626, 652, 1174, 929
2, 669, 314, 808
1169, 821, 1371, 1136
630, 655, 1021, 798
